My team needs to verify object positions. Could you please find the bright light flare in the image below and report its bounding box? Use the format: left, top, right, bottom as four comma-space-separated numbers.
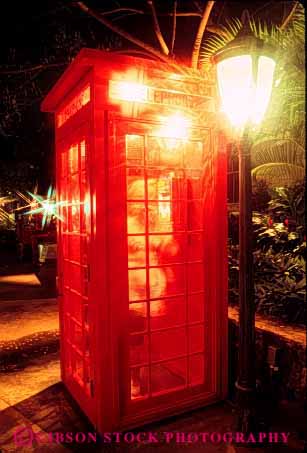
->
157, 112, 191, 140
22, 185, 64, 228
217, 55, 275, 128
109, 80, 148, 103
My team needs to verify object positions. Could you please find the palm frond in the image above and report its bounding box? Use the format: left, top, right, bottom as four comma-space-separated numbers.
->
200, 17, 242, 68
252, 163, 305, 188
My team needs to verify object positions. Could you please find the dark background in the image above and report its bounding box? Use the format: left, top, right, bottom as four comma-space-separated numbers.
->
0, 1, 291, 195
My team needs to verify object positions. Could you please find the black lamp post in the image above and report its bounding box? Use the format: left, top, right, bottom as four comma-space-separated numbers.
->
213, 10, 276, 432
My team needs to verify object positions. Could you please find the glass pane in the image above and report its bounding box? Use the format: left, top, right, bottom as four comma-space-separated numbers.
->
148, 202, 186, 232
71, 320, 83, 352
73, 351, 84, 384
80, 236, 89, 265
62, 234, 69, 259
130, 334, 148, 366
127, 202, 145, 234
69, 262, 82, 294
150, 297, 186, 330
129, 269, 147, 301
126, 135, 144, 165
147, 175, 171, 200
129, 302, 147, 333
150, 265, 185, 298
82, 266, 89, 297
151, 327, 186, 362
68, 289, 82, 322
80, 140, 86, 172
61, 151, 67, 180
148, 137, 183, 167
152, 358, 187, 395
131, 366, 149, 400
68, 144, 79, 174
149, 234, 183, 265
127, 174, 145, 200
128, 236, 146, 268
69, 235, 80, 263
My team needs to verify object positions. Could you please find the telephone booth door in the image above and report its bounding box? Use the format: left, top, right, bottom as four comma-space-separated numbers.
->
109, 118, 220, 427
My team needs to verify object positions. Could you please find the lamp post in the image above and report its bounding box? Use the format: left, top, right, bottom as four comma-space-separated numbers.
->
213, 10, 276, 432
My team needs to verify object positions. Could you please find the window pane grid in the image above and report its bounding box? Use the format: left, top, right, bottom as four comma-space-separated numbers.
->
60, 137, 94, 396
126, 134, 206, 401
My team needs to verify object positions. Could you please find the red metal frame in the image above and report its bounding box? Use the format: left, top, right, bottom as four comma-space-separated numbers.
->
41, 49, 228, 432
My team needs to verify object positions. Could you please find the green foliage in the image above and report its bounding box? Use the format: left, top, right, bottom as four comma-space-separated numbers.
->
254, 249, 306, 324
252, 179, 271, 213
253, 215, 306, 324
268, 180, 305, 230
229, 180, 306, 325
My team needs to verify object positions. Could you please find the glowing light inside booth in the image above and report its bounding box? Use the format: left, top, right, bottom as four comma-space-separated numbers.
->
157, 112, 191, 140
109, 80, 148, 103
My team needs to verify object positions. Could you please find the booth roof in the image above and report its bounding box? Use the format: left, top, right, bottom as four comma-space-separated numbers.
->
41, 48, 214, 113
42, 49, 162, 113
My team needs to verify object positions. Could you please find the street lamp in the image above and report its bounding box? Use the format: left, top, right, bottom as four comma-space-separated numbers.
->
213, 10, 276, 432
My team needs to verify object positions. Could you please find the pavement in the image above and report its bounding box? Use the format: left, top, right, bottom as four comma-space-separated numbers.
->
0, 248, 305, 452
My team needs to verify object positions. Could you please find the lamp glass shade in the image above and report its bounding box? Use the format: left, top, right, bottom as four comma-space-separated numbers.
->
252, 56, 276, 125
217, 54, 275, 128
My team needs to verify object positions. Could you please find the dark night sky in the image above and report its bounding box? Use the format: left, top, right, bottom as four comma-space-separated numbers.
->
0, 1, 289, 193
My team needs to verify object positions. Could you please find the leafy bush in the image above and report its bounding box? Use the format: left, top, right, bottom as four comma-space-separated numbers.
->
252, 178, 271, 213
229, 182, 306, 325
268, 180, 305, 233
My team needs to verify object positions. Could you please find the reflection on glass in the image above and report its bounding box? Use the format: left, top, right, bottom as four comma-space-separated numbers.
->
149, 234, 182, 265
128, 269, 146, 301
128, 236, 146, 268
127, 173, 145, 200
150, 297, 185, 330
150, 265, 185, 298
127, 202, 145, 234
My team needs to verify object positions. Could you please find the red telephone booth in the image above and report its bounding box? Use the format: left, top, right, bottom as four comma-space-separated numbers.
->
41, 49, 228, 432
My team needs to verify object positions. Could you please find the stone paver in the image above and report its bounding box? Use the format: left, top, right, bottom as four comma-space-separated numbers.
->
0, 352, 60, 406
0, 298, 58, 342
